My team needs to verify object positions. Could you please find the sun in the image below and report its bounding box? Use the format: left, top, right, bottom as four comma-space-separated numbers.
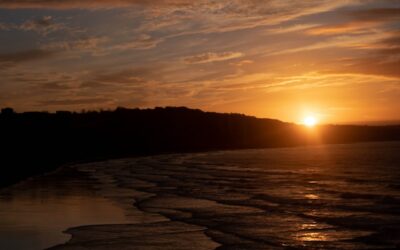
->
303, 116, 318, 127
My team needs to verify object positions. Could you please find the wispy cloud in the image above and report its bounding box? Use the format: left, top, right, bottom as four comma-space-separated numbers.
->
0, 1, 358, 36
0, 49, 55, 63
42, 37, 109, 56
0, 16, 65, 35
184, 52, 243, 64
112, 34, 164, 50
0, 0, 190, 9
39, 97, 113, 106
306, 8, 400, 35
265, 72, 400, 92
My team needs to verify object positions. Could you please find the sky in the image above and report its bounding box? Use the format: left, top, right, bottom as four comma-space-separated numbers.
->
0, 0, 399, 124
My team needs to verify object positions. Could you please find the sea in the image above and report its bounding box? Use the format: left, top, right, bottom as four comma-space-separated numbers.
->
1, 141, 399, 249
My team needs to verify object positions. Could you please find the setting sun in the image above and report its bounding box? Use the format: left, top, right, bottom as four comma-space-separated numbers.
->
303, 116, 318, 127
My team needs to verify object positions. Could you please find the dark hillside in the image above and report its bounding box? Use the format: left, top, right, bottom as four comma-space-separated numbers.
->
1, 106, 400, 187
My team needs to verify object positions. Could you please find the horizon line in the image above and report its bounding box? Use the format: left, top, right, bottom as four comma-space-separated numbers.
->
2, 106, 400, 127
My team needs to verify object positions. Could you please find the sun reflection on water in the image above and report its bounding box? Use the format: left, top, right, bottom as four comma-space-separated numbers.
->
296, 231, 328, 241
304, 194, 320, 199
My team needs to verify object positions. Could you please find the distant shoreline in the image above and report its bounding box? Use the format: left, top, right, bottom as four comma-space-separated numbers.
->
2, 107, 400, 189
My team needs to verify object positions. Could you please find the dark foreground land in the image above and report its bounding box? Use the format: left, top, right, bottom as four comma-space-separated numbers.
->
1, 106, 400, 187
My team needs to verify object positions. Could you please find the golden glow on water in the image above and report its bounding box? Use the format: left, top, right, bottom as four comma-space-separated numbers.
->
297, 232, 328, 242
304, 194, 320, 200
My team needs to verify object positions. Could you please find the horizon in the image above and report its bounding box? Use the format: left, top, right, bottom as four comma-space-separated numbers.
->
0, 1, 399, 124
2, 105, 400, 126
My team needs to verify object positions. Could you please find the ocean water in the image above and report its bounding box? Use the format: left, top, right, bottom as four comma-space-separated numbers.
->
1, 141, 400, 249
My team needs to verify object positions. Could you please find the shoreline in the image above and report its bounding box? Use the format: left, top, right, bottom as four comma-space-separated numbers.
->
47, 157, 221, 250
3, 139, 400, 190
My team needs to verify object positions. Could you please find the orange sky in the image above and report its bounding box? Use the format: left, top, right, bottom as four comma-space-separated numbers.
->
0, 0, 399, 124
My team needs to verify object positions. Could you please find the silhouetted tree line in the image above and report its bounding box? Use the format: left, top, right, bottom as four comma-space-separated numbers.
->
1, 106, 400, 187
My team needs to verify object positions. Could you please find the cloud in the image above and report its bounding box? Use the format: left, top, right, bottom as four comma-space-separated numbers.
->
0, 16, 65, 35
0, 1, 363, 63
41, 82, 75, 90
112, 34, 164, 50
42, 37, 109, 56
0, 22, 14, 30
317, 31, 400, 78
184, 52, 243, 64
20, 16, 65, 35
341, 56, 400, 77
134, 0, 359, 37
266, 24, 320, 34
0, 37, 107, 68
0, 49, 55, 63
263, 72, 400, 93
43, 35, 160, 56
230, 60, 254, 67
349, 8, 400, 22
80, 81, 111, 89
0, 0, 192, 9
92, 68, 152, 84
267, 31, 392, 56
374, 31, 400, 48
0, 1, 357, 35
306, 8, 400, 36
306, 21, 378, 35
40, 97, 113, 105
332, 47, 400, 77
